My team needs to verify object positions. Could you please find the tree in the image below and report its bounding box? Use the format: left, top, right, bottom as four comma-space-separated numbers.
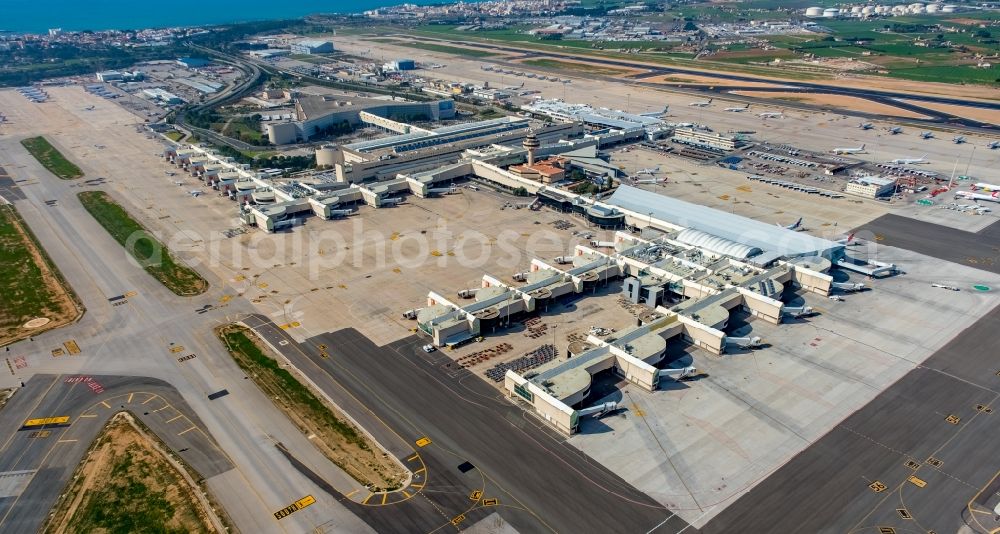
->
513, 186, 529, 197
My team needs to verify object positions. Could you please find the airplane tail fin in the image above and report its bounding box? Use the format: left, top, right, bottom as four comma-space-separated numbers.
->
846, 232, 855, 243
860, 144, 865, 149
795, 217, 802, 227
708, 98, 713, 104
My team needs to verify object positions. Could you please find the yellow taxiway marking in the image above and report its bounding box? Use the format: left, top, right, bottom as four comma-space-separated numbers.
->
406, 454, 418, 462
57, 439, 78, 443
127, 393, 134, 403
381, 492, 388, 505
482, 498, 499, 507
414, 467, 426, 474
411, 482, 424, 490
100, 400, 111, 409
177, 426, 197, 436
23, 416, 70, 427
166, 414, 183, 423
123, 290, 137, 298
78, 414, 96, 418
362, 493, 374, 505
415, 436, 431, 447
345, 489, 359, 499
908, 475, 927, 488
152, 405, 171, 413
142, 395, 157, 405
401, 490, 410, 499
63, 340, 81, 354
168, 346, 185, 354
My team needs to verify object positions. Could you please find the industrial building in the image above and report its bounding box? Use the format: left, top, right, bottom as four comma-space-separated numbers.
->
290, 39, 334, 54
844, 175, 896, 198
266, 94, 456, 144
521, 99, 670, 142
142, 88, 184, 105
672, 128, 739, 151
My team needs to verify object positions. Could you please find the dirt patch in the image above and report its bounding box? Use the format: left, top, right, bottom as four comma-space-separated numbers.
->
515, 57, 646, 78
731, 90, 931, 118
43, 412, 222, 534
0, 205, 82, 347
899, 99, 1000, 127
219, 325, 408, 491
642, 73, 786, 88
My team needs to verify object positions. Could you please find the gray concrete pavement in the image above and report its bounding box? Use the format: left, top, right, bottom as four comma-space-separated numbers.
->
701, 303, 1000, 534
857, 215, 1000, 275
0, 97, 375, 534
247, 315, 690, 534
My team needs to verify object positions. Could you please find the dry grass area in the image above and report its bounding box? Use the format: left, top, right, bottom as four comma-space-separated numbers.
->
731, 90, 931, 118
515, 57, 645, 78
900, 99, 1000, 126
43, 413, 220, 534
643, 73, 786, 88
0, 204, 82, 347
218, 325, 407, 491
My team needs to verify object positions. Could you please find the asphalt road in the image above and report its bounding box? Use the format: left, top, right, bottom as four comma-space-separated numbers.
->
246, 315, 690, 534
856, 214, 1000, 275
0, 374, 232, 532
701, 303, 1000, 534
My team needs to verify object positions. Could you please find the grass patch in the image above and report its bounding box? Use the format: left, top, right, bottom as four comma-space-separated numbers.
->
521, 58, 629, 76
164, 131, 185, 142
404, 42, 495, 58
218, 325, 406, 491
19, 136, 83, 179
77, 191, 207, 296
43, 413, 219, 534
0, 204, 82, 346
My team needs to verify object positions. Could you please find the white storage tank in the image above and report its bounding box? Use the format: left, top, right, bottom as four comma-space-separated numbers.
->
805, 6, 824, 17
823, 7, 839, 17
926, 4, 940, 12
851, 6, 863, 14
875, 5, 889, 13
315, 144, 342, 167
942, 4, 957, 12
862, 6, 876, 15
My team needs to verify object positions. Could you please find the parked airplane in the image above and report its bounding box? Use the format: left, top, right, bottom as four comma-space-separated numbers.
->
971, 182, 1000, 192
634, 177, 666, 185
920, 131, 934, 139
174, 181, 183, 186
636, 165, 661, 176
724, 104, 751, 112
189, 190, 202, 197
165, 171, 176, 176
758, 112, 783, 119
859, 122, 874, 130
988, 141, 1000, 149
832, 144, 865, 154
835, 232, 857, 245
953, 135, 966, 144
888, 154, 929, 165
83, 105, 95, 111
956, 190, 1000, 202
688, 98, 713, 107
777, 217, 803, 230
887, 126, 902, 134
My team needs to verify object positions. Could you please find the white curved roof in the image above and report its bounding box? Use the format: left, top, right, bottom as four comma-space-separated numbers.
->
676, 228, 760, 258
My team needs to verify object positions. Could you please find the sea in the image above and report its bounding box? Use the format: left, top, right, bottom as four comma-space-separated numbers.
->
5, 0, 450, 34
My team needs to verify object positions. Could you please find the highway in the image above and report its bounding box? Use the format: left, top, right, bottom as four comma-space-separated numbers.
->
245, 315, 692, 533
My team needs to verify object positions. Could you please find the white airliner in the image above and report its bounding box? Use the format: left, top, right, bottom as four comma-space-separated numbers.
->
758, 112, 783, 119
636, 165, 660, 176
859, 122, 873, 130
832, 144, 865, 155
953, 136, 967, 144
920, 131, 934, 139
888, 154, 929, 165
777, 217, 802, 230
688, 98, 713, 107
836, 232, 857, 245
887, 126, 902, 134
189, 190, 202, 197
971, 182, 1000, 192
634, 177, 666, 185
724, 104, 751, 112
956, 190, 1000, 203
988, 141, 1000, 150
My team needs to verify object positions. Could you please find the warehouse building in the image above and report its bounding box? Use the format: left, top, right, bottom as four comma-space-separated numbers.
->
290, 39, 334, 54
672, 128, 739, 151
844, 175, 896, 199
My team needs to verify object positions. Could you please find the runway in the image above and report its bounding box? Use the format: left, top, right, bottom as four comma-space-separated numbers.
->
857, 214, 1000, 275
701, 303, 1000, 533
0, 375, 232, 532
245, 315, 690, 534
